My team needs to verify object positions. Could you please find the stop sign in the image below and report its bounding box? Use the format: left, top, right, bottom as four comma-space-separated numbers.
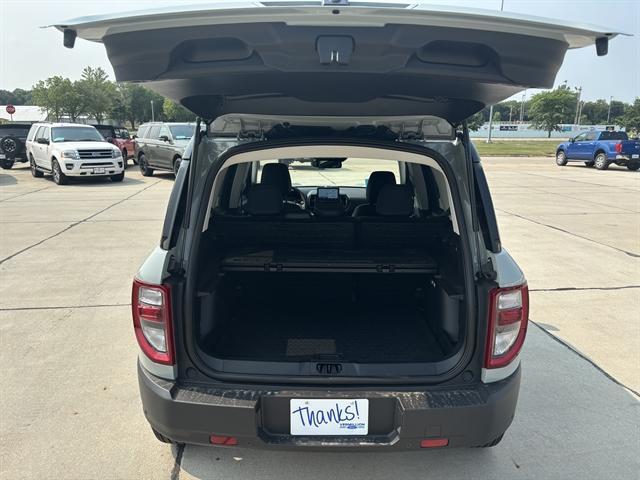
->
6, 105, 15, 115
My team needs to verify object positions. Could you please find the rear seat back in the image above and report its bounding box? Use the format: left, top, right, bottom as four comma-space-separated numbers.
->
210, 216, 355, 249
209, 183, 450, 251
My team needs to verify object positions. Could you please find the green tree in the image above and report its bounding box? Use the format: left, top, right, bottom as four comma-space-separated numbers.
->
528, 88, 577, 137
31, 76, 70, 121
609, 100, 626, 123
163, 99, 196, 122
466, 111, 485, 131
62, 80, 86, 122
581, 99, 609, 125
619, 98, 640, 136
78, 67, 116, 124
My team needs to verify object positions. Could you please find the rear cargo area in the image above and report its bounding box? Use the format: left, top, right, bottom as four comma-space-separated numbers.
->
200, 272, 456, 364
194, 214, 466, 371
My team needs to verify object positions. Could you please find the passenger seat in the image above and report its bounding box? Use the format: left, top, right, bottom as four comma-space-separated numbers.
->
352, 171, 397, 217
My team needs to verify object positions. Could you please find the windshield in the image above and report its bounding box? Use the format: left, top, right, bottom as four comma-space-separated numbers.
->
94, 127, 113, 139
258, 158, 400, 188
51, 127, 104, 143
600, 131, 628, 141
169, 125, 194, 140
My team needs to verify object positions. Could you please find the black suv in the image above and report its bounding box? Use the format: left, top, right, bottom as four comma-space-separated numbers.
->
0, 123, 31, 169
134, 122, 194, 176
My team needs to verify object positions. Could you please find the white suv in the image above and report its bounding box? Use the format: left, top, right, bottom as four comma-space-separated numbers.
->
26, 123, 125, 185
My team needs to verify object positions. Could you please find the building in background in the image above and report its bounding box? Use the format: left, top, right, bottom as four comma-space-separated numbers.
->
0, 105, 47, 123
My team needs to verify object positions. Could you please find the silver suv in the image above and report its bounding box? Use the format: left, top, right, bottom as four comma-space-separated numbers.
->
56, 3, 618, 450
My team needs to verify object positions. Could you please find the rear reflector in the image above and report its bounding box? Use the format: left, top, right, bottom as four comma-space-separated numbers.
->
132, 279, 174, 365
484, 284, 529, 369
421, 438, 449, 448
210, 435, 238, 446
615, 142, 622, 153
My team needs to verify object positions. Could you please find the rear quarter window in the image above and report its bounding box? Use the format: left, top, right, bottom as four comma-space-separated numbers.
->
27, 125, 39, 141
599, 131, 628, 141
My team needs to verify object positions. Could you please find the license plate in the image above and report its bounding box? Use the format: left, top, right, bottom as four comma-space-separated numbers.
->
0, 154, 5, 159
290, 399, 368, 436
632, 154, 639, 159
93, 167, 106, 174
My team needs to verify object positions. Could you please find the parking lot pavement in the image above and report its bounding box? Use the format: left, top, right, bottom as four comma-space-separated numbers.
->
0, 159, 638, 479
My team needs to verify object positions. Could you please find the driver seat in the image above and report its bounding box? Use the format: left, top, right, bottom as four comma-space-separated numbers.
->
261, 163, 305, 212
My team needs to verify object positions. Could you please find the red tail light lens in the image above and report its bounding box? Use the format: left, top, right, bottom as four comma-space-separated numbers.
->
132, 279, 174, 365
484, 284, 529, 369
615, 142, 622, 153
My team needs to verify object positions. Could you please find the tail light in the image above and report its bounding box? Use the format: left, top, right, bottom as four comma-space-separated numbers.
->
132, 279, 174, 365
484, 284, 529, 369
615, 142, 622, 153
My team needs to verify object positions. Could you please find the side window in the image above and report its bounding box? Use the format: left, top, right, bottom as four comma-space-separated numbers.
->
585, 132, 598, 141
35, 126, 45, 140
41, 127, 50, 141
159, 125, 171, 140
574, 133, 587, 142
148, 125, 160, 139
137, 126, 148, 139
27, 125, 38, 141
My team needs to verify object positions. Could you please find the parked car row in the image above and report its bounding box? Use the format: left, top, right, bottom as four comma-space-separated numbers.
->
1, 120, 198, 184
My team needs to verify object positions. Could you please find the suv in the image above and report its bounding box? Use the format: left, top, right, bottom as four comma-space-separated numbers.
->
25, 123, 125, 185
135, 122, 194, 176
92, 124, 135, 167
0, 123, 32, 169
58, 4, 617, 450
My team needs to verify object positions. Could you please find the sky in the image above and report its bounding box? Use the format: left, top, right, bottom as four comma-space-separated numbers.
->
0, 0, 638, 104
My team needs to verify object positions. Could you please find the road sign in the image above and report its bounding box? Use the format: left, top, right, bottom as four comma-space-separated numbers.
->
6, 105, 16, 115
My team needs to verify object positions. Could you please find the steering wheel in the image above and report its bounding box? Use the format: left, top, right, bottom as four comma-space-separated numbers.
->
285, 188, 307, 210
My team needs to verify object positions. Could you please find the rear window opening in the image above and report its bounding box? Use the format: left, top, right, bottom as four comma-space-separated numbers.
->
188, 145, 472, 381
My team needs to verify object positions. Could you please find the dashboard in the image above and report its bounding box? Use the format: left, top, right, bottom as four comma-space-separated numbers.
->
299, 186, 367, 217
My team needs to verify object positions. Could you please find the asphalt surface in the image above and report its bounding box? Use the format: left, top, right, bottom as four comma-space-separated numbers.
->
0, 157, 638, 479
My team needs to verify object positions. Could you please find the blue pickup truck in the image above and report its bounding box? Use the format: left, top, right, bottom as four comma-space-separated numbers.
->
556, 131, 640, 171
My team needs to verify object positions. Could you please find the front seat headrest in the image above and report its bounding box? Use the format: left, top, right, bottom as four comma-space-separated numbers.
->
366, 171, 396, 204
375, 185, 414, 217
246, 184, 283, 216
261, 163, 292, 194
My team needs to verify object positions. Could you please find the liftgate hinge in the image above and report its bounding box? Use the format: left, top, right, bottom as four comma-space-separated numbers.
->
167, 256, 185, 277
477, 258, 497, 281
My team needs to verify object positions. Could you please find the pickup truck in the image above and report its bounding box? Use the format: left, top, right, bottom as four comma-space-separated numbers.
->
556, 131, 640, 170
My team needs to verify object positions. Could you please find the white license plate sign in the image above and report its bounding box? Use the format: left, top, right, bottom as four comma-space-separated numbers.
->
632, 154, 639, 159
290, 399, 368, 435
93, 167, 106, 174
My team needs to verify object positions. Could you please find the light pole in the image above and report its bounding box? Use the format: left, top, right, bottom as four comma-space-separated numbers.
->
607, 96, 613, 124
486, 0, 504, 143
519, 91, 526, 123
150, 100, 155, 122
573, 86, 582, 125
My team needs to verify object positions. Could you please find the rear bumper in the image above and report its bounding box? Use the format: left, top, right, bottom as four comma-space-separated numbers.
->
138, 362, 521, 450
615, 154, 639, 163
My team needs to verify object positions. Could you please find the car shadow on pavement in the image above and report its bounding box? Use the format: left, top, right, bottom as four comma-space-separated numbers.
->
45, 176, 146, 186
0, 174, 18, 186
